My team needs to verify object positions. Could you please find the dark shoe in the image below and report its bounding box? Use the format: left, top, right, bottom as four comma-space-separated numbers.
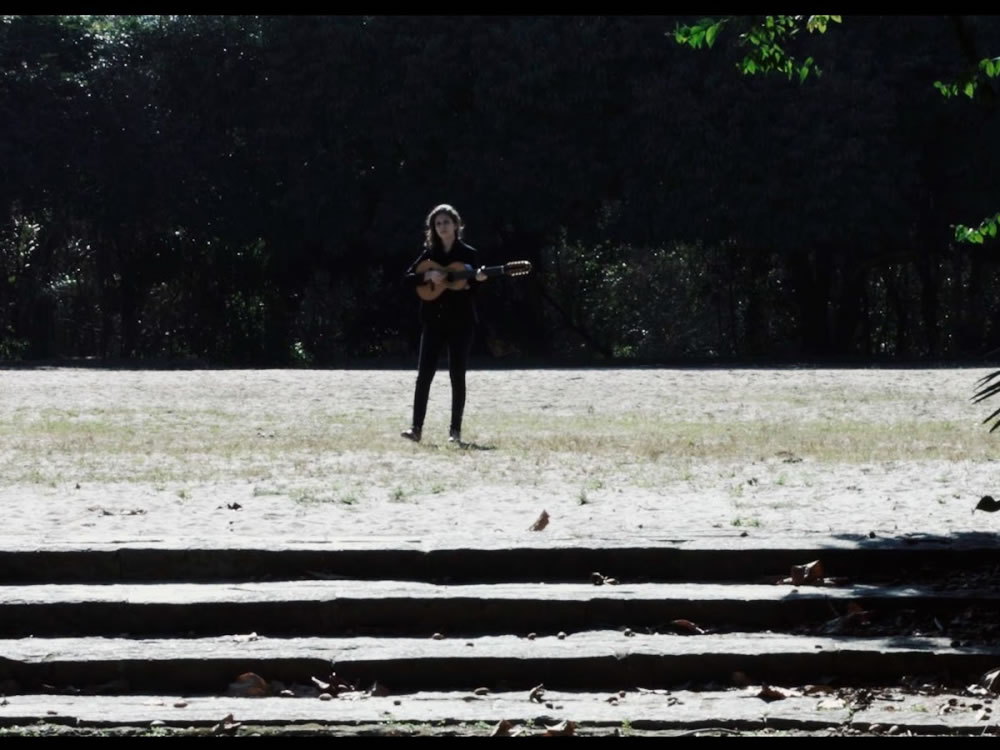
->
401, 428, 422, 442
448, 428, 461, 443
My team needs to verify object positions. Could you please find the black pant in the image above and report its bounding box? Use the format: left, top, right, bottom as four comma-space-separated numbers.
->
411, 322, 474, 433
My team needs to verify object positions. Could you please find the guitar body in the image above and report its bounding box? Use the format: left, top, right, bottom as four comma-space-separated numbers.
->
414, 258, 532, 302
414, 260, 472, 301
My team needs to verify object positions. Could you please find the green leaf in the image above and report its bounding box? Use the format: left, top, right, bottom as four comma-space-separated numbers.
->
806, 16, 827, 33
964, 80, 976, 98
705, 22, 720, 48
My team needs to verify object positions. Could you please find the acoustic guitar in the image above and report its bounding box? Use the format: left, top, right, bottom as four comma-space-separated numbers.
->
415, 259, 532, 301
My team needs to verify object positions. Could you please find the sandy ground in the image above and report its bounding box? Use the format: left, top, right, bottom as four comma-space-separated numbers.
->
1, 365, 998, 549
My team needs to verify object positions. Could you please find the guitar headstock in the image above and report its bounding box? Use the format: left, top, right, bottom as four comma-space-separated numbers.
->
503, 260, 532, 277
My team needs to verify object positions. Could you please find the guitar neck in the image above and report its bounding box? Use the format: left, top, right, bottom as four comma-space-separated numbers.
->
450, 264, 508, 281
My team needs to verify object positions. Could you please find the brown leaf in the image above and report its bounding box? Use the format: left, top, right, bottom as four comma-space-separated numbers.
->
669, 618, 706, 635
529, 510, 550, 531
757, 685, 790, 702
790, 559, 824, 585
822, 601, 871, 634
981, 667, 1000, 693
975, 495, 1000, 513
490, 719, 513, 737
528, 683, 546, 703
369, 680, 390, 697
226, 672, 269, 697
211, 713, 242, 734
542, 720, 576, 736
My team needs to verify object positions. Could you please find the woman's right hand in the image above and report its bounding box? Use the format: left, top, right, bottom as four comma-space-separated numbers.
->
424, 269, 445, 283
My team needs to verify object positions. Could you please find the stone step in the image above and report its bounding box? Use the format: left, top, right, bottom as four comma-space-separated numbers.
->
1, 689, 995, 736
0, 580, 996, 638
2, 632, 996, 695
1, 536, 998, 584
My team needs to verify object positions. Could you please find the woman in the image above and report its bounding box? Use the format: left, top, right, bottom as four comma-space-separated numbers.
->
400, 203, 487, 444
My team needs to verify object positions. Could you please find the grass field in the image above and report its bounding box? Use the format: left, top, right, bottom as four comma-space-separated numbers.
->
0, 365, 997, 545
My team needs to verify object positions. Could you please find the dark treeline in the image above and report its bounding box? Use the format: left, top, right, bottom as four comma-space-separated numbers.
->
2, 14, 999, 366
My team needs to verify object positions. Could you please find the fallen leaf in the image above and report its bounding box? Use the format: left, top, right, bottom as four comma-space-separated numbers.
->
757, 685, 791, 702
790, 560, 824, 585
975, 495, 1000, 513
669, 619, 706, 635
211, 713, 242, 734
530, 510, 550, 531
821, 604, 870, 634
980, 667, 1000, 693
226, 672, 269, 697
542, 720, 576, 736
490, 719, 513, 737
529, 683, 546, 703
369, 681, 390, 697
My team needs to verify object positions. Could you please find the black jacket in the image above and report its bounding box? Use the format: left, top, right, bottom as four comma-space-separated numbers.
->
402, 239, 480, 326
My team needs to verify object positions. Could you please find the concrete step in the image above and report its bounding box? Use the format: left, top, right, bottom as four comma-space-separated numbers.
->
1, 689, 996, 736
1, 580, 997, 637
1, 631, 996, 695
1, 535, 998, 584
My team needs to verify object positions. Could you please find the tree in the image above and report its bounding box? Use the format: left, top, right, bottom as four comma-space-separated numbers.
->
673, 15, 999, 243
675, 15, 1000, 419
